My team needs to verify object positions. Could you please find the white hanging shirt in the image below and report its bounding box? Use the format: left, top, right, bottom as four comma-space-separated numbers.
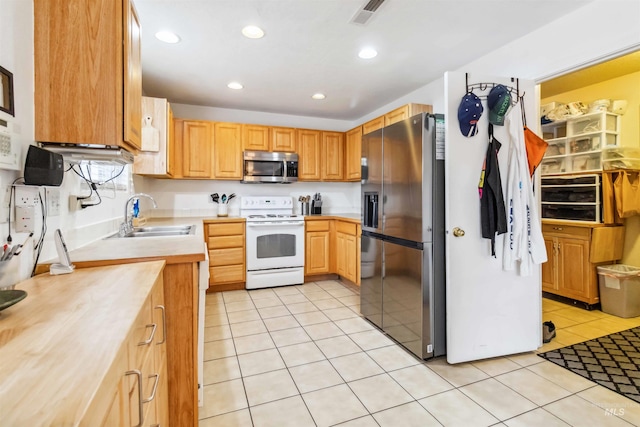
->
503, 101, 547, 275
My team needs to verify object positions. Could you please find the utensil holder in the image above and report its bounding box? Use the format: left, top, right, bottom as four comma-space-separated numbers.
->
218, 204, 228, 217
301, 202, 310, 216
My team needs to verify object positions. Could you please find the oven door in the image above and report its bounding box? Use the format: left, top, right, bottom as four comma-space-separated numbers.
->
246, 221, 305, 271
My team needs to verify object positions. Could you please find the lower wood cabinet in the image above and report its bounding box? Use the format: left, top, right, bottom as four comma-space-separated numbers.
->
305, 220, 331, 274
305, 218, 361, 285
84, 268, 168, 426
542, 223, 625, 305
205, 219, 246, 291
336, 221, 359, 284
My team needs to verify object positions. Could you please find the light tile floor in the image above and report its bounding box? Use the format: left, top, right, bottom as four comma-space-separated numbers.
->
199, 280, 640, 427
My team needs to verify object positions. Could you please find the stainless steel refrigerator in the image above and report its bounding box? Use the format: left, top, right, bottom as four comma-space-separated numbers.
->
360, 113, 446, 359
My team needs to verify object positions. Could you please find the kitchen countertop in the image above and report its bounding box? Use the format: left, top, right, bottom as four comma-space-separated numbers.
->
42, 214, 360, 268
43, 217, 209, 268
303, 213, 360, 223
0, 261, 165, 425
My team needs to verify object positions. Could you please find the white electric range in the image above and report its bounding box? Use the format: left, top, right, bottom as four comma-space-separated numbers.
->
241, 196, 305, 289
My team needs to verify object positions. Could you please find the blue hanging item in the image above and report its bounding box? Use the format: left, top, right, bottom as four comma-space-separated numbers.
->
132, 198, 140, 218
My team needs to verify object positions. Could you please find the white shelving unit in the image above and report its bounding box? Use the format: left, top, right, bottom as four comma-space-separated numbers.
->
540, 111, 620, 175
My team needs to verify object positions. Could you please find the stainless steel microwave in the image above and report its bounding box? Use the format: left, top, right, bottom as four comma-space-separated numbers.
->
242, 151, 299, 183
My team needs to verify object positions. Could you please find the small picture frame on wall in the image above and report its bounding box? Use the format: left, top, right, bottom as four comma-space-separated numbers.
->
0, 65, 15, 116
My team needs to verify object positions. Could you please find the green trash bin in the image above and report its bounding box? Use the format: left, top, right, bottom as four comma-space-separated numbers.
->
597, 265, 640, 318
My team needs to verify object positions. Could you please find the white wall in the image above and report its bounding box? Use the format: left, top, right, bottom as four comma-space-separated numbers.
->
140, 179, 360, 217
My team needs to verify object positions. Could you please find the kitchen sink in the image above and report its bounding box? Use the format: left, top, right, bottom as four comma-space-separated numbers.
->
107, 225, 196, 239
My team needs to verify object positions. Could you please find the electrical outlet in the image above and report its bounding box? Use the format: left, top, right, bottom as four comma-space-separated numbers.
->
69, 195, 81, 212
15, 186, 39, 208
15, 205, 35, 232
46, 188, 61, 216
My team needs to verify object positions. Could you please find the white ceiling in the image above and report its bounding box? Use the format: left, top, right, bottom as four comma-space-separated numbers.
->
134, 0, 594, 121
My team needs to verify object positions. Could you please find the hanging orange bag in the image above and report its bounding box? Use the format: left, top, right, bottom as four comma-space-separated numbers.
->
613, 171, 640, 218
520, 97, 548, 176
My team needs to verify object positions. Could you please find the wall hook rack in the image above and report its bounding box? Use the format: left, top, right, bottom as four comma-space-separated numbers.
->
464, 73, 520, 106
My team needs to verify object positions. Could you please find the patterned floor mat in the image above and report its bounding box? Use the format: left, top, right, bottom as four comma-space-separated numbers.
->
538, 326, 640, 403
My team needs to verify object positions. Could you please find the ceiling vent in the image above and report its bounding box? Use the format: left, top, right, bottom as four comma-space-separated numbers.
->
350, 0, 386, 25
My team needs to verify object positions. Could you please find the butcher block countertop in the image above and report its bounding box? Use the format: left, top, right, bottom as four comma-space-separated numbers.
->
0, 261, 165, 426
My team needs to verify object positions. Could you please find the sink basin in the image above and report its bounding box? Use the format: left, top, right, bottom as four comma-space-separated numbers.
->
107, 225, 196, 239
0, 289, 27, 312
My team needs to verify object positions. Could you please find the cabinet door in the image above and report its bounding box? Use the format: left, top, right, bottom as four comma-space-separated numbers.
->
123, 0, 142, 149
541, 237, 557, 292
182, 121, 213, 178
384, 106, 409, 126
344, 233, 357, 283
306, 231, 330, 274
336, 232, 348, 278
557, 237, 591, 300
321, 131, 345, 181
298, 129, 321, 181
243, 124, 270, 151
362, 117, 384, 135
34, 0, 139, 150
345, 127, 362, 181
214, 122, 243, 179
167, 106, 175, 176
271, 127, 297, 152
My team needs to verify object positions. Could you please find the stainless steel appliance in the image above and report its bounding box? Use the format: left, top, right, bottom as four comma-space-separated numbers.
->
360, 113, 446, 359
242, 151, 299, 183
241, 196, 305, 289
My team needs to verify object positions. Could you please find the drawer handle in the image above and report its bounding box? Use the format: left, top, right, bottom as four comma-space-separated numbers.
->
143, 373, 160, 404
126, 369, 144, 427
139, 323, 157, 346
552, 227, 564, 231
155, 305, 166, 345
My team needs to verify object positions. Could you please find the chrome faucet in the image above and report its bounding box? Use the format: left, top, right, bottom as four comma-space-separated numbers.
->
120, 193, 157, 236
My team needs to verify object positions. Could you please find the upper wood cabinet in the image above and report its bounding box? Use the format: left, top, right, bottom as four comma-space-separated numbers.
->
182, 120, 213, 178
242, 124, 270, 151
362, 117, 385, 135
345, 127, 362, 181
321, 131, 345, 181
271, 127, 297, 152
214, 122, 243, 179
34, 0, 142, 151
384, 103, 433, 126
133, 97, 174, 177
298, 129, 322, 181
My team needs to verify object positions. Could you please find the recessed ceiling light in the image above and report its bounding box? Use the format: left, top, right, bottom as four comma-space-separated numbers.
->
242, 25, 265, 39
311, 93, 326, 100
155, 31, 180, 44
227, 82, 244, 90
358, 48, 378, 59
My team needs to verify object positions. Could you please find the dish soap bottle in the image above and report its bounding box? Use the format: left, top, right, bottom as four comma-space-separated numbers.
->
132, 198, 139, 218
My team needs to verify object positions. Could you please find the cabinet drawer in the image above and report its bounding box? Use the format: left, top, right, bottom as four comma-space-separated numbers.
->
209, 247, 244, 266
336, 221, 356, 235
128, 296, 154, 373
542, 224, 591, 239
208, 222, 244, 237
210, 265, 245, 284
208, 234, 244, 249
306, 220, 330, 232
